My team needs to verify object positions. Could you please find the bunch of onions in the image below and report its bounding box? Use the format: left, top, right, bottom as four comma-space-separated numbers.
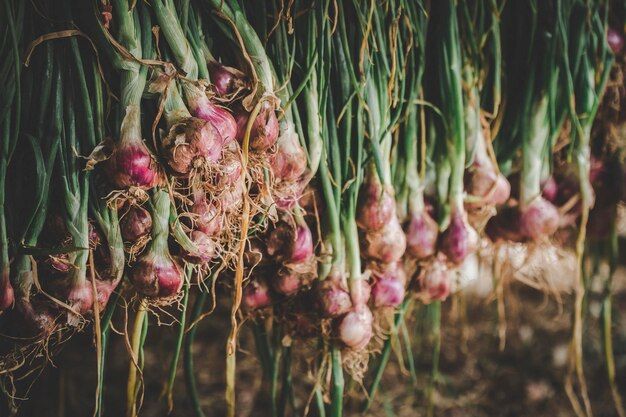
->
129, 190, 183, 299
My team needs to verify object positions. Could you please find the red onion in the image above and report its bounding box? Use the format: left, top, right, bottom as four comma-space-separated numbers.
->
440, 208, 478, 265
364, 218, 407, 263
267, 220, 314, 264
108, 106, 159, 189
67, 281, 95, 315
519, 197, 560, 240
129, 251, 183, 298
270, 123, 307, 182
338, 305, 373, 350
541, 176, 558, 203
315, 271, 352, 318
405, 209, 439, 260
273, 269, 303, 296
185, 85, 237, 145
120, 205, 152, 242
208, 62, 247, 97
234, 102, 280, 151
216, 150, 243, 188
608, 27, 624, 54
467, 166, 511, 207
0, 277, 14, 311
357, 179, 396, 232
182, 230, 216, 265
420, 258, 451, 301
371, 262, 406, 308
191, 190, 223, 236
162, 117, 224, 174
243, 279, 272, 310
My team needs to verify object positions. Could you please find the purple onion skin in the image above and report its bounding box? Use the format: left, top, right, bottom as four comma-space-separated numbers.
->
357, 184, 396, 232
67, 282, 95, 315
120, 205, 152, 242
440, 210, 478, 265
191, 95, 237, 145
541, 177, 559, 203
316, 280, 352, 318
209, 62, 245, 96
372, 278, 405, 308
421, 259, 451, 301
338, 306, 373, 350
519, 197, 560, 240
364, 219, 407, 263
243, 280, 272, 310
273, 270, 303, 296
108, 144, 159, 189
290, 223, 314, 264
0, 275, 14, 311
608, 28, 624, 54
129, 254, 183, 298
234, 104, 280, 152
405, 210, 439, 260
182, 230, 216, 265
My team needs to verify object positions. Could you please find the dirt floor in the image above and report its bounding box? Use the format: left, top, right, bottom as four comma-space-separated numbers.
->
5, 264, 626, 417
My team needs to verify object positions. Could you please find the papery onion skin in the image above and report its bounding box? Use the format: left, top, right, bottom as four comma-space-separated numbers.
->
163, 118, 223, 174
273, 269, 303, 296
357, 184, 396, 232
364, 219, 406, 264
208, 62, 247, 97
420, 259, 451, 301
235, 103, 280, 151
182, 230, 216, 265
120, 205, 153, 242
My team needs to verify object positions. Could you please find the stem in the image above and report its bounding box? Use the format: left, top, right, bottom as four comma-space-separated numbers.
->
126, 301, 148, 417
166, 278, 190, 412
184, 292, 207, 417
330, 347, 343, 417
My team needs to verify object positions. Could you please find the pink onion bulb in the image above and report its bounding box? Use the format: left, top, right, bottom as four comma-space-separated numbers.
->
270, 122, 307, 182
273, 269, 303, 296
338, 305, 373, 350
120, 205, 152, 242
129, 251, 183, 298
267, 220, 314, 264
208, 62, 247, 97
608, 27, 624, 54
235, 103, 280, 151
357, 179, 396, 232
371, 262, 406, 308
519, 197, 560, 240
405, 209, 439, 260
162, 117, 223, 174
315, 271, 352, 318
108, 106, 159, 189
440, 208, 479, 265
0, 277, 14, 311
185, 85, 237, 145
364, 219, 407, 263
243, 279, 272, 310
182, 230, 216, 265
467, 166, 511, 207
420, 258, 452, 301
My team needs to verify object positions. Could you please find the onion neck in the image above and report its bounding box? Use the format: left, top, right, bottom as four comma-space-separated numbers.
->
164, 83, 192, 127
342, 212, 362, 306
521, 96, 549, 208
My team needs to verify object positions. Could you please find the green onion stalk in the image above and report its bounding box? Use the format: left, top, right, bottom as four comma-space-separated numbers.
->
428, 0, 478, 266
104, 0, 159, 198
562, 3, 613, 417
459, 1, 510, 218
0, 0, 24, 311
8, 41, 58, 332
